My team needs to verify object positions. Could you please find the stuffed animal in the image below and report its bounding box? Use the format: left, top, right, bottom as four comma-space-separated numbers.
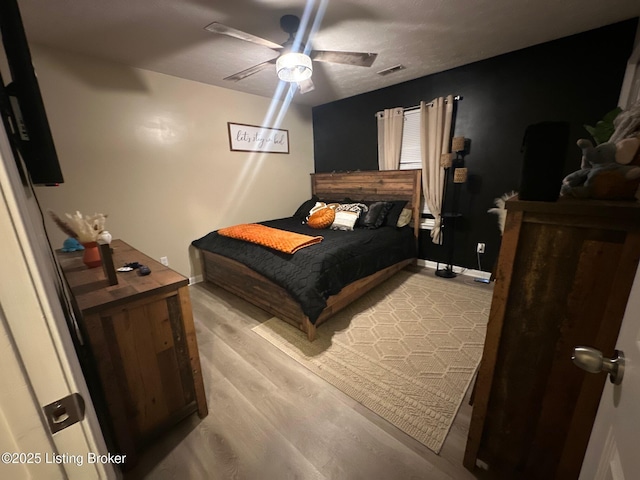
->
61, 237, 84, 252
561, 136, 640, 200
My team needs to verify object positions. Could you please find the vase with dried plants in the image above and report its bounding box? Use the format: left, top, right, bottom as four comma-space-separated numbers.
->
49, 210, 108, 268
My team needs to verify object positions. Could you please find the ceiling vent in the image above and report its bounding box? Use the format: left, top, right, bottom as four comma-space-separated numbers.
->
377, 64, 406, 76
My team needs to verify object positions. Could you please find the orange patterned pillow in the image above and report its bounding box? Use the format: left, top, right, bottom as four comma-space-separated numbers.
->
307, 206, 335, 229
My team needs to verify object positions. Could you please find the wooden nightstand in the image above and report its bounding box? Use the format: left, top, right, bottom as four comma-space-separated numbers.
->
57, 239, 208, 470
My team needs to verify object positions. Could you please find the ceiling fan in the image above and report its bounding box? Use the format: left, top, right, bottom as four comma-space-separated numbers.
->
204, 14, 378, 94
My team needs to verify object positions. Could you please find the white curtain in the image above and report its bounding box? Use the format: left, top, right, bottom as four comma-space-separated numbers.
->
376, 107, 404, 170
420, 95, 453, 244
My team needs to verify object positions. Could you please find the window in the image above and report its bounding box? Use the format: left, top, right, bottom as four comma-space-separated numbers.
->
399, 110, 431, 216
399, 109, 422, 171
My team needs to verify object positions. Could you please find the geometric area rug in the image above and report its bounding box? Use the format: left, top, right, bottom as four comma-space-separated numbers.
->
252, 269, 492, 454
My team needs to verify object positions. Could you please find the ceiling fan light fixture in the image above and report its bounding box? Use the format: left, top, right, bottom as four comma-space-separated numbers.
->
276, 52, 312, 82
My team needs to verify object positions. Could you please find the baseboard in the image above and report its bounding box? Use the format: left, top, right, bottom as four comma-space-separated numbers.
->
416, 259, 491, 280
189, 274, 203, 285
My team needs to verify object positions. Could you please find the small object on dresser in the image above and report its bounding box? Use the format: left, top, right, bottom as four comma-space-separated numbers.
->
98, 230, 112, 244
61, 237, 84, 252
98, 239, 118, 285
81, 242, 102, 268
137, 265, 151, 276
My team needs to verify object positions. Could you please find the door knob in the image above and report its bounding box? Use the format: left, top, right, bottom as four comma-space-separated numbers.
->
571, 346, 625, 385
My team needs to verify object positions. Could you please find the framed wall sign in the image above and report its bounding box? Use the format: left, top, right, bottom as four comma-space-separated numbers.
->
227, 122, 290, 154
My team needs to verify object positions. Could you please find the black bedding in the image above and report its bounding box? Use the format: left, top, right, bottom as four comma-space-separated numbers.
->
191, 217, 417, 324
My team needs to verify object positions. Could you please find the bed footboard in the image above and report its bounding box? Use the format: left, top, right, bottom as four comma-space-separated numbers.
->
200, 249, 414, 341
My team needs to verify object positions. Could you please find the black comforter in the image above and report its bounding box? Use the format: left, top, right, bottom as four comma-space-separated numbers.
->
191, 217, 416, 323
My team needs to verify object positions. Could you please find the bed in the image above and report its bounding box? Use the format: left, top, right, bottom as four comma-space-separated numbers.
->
192, 169, 422, 341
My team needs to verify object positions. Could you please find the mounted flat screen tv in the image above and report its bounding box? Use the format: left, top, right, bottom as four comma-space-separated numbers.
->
0, 0, 64, 186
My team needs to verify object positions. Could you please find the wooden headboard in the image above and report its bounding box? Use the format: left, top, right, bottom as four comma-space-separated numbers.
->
310, 169, 422, 239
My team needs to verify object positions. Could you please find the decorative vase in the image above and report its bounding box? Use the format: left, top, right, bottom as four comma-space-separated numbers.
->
82, 241, 102, 268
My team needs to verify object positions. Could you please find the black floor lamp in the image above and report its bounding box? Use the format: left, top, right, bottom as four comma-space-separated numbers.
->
436, 137, 467, 278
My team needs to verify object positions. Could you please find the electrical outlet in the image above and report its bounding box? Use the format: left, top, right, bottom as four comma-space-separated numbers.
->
160, 256, 169, 266
476, 243, 485, 254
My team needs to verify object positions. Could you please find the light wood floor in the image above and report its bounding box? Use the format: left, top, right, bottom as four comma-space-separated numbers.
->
124, 267, 489, 480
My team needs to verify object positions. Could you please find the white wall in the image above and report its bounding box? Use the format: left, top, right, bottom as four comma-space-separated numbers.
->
30, 45, 315, 279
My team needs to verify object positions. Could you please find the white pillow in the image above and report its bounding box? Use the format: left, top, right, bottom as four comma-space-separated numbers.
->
330, 211, 359, 231
330, 203, 368, 231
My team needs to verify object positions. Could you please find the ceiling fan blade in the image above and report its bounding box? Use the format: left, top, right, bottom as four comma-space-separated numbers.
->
298, 78, 315, 94
223, 58, 277, 82
204, 22, 283, 51
310, 51, 378, 67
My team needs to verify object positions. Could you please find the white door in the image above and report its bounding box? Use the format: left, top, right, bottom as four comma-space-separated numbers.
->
0, 122, 116, 478
579, 263, 640, 479
581, 31, 640, 480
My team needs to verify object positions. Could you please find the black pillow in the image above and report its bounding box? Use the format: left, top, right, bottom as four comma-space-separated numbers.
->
293, 195, 319, 219
360, 201, 393, 229
383, 200, 408, 227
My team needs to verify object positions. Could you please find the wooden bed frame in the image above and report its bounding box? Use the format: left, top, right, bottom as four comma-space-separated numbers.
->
199, 169, 422, 341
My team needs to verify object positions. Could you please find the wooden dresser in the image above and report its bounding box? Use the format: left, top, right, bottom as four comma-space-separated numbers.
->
57, 239, 208, 469
464, 198, 640, 479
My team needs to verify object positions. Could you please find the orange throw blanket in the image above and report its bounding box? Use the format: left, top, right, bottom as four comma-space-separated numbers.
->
218, 223, 323, 254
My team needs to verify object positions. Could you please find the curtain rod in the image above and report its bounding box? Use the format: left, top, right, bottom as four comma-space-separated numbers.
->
375, 95, 462, 118
403, 95, 462, 112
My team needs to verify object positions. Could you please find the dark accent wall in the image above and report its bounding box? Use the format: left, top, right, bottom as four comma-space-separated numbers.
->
312, 19, 638, 273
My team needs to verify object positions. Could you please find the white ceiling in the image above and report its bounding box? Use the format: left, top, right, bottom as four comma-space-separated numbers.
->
17, 0, 640, 107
